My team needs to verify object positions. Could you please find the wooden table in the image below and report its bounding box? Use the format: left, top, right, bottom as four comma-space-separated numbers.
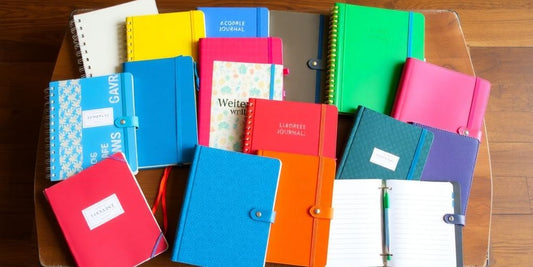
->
34, 9, 492, 267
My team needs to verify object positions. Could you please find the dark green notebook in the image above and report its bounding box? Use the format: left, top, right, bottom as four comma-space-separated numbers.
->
325, 3, 425, 114
336, 106, 433, 180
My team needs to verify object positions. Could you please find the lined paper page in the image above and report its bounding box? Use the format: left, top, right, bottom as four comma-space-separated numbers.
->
387, 180, 457, 267
327, 179, 383, 267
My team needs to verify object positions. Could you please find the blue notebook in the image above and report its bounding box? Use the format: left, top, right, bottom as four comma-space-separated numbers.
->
336, 106, 433, 180
171, 145, 281, 267
48, 73, 138, 181
416, 123, 480, 215
198, 7, 269, 37
123, 56, 198, 168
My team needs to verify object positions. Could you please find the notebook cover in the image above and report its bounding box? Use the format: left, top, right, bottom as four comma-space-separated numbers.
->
43, 153, 168, 267
197, 37, 283, 148
325, 3, 425, 114
72, 0, 158, 77
336, 106, 433, 180
126, 10, 205, 62
123, 56, 198, 168
243, 98, 338, 158
171, 145, 281, 267
270, 10, 328, 103
198, 7, 269, 37
258, 150, 335, 267
48, 73, 138, 181
416, 123, 480, 215
392, 57, 491, 141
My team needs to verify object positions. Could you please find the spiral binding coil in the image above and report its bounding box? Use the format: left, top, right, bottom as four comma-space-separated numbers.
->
126, 18, 134, 62
325, 5, 339, 105
44, 87, 57, 180
242, 100, 256, 153
69, 9, 93, 77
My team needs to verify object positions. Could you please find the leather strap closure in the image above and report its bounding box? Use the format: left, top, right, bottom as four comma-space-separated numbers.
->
457, 126, 470, 136
443, 213, 465, 226
114, 116, 139, 128
308, 206, 333, 219
307, 58, 325, 70
249, 208, 276, 223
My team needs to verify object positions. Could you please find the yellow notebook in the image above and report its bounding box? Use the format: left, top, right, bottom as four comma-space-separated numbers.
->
126, 11, 205, 61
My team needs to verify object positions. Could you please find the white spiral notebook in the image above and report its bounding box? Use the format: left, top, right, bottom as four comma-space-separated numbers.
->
70, 0, 158, 77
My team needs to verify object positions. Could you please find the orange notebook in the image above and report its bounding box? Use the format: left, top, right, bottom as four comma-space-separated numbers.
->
258, 150, 335, 267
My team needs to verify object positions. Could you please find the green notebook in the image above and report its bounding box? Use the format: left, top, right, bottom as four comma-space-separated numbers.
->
336, 106, 433, 180
325, 3, 425, 114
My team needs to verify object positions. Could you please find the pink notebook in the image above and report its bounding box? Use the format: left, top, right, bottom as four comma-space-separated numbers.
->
391, 57, 490, 141
44, 153, 167, 266
197, 37, 283, 147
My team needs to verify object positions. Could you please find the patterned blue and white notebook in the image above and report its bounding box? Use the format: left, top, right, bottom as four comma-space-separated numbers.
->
48, 73, 138, 181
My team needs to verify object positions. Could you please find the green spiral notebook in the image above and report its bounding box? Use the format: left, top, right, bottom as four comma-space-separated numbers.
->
325, 3, 425, 114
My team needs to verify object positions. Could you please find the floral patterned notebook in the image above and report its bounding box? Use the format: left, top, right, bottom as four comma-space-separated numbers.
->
209, 61, 283, 151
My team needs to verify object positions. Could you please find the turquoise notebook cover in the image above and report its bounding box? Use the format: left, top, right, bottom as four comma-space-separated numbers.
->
198, 7, 269, 37
48, 73, 138, 181
172, 145, 281, 267
336, 106, 433, 180
123, 56, 198, 168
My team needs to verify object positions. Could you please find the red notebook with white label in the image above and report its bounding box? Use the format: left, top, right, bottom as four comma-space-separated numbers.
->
197, 37, 283, 148
391, 57, 490, 141
243, 98, 338, 158
43, 153, 167, 267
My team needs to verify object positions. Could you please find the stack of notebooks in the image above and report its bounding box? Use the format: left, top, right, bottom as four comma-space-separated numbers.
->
43, 1, 491, 266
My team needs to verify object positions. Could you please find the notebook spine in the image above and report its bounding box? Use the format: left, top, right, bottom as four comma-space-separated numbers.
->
242, 99, 256, 153
45, 86, 58, 180
325, 5, 339, 105
70, 10, 92, 77
126, 17, 134, 62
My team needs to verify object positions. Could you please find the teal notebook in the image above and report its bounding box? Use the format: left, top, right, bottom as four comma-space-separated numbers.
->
336, 106, 433, 180
48, 73, 138, 181
326, 3, 425, 114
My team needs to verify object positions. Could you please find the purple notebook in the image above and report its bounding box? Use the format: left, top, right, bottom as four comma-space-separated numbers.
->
416, 123, 480, 215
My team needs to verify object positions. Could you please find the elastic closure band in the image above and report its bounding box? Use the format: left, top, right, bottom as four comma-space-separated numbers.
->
269, 64, 275, 99
150, 232, 165, 258
406, 129, 427, 179
407, 11, 414, 57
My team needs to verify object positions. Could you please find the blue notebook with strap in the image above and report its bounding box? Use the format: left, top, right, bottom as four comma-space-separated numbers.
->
336, 106, 433, 180
48, 73, 138, 181
198, 7, 269, 37
123, 56, 198, 168
171, 145, 281, 267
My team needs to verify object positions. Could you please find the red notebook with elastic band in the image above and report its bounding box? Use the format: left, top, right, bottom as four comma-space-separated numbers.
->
242, 98, 338, 158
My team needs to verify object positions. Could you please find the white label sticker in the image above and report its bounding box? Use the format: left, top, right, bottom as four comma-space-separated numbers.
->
82, 107, 114, 128
369, 147, 400, 171
82, 194, 124, 230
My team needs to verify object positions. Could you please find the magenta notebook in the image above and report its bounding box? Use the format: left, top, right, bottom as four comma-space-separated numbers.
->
391, 57, 490, 141
197, 37, 283, 149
